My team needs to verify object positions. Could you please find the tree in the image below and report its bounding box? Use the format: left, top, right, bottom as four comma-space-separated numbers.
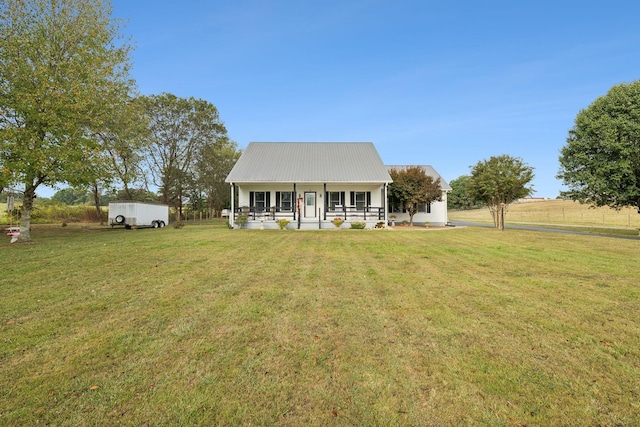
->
194, 136, 241, 216
388, 166, 442, 226
558, 80, 640, 213
90, 96, 150, 223
142, 93, 228, 220
95, 96, 150, 200
448, 175, 480, 210
467, 155, 534, 229
0, 0, 134, 242
51, 188, 91, 205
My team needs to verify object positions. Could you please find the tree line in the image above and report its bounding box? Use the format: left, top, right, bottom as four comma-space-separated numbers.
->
0, 0, 240, 241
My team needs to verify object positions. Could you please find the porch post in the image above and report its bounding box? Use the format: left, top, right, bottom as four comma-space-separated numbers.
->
384, 183, 388, 223
293, 183, 296, 221
230, 183, 235, 228
323, 183, 327, 220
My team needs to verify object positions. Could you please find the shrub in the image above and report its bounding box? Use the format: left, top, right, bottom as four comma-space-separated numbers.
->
276, 219, 290, 229
375, 222, 385, 229
350, 221, 366, 229
235, 215, 248, 229
30, 205, 105, 224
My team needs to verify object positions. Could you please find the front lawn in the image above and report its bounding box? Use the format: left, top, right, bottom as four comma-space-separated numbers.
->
1, 224, 638, 425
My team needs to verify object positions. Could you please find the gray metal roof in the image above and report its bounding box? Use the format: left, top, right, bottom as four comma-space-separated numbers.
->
386, 165, 452, 191
226, 142, 393, 183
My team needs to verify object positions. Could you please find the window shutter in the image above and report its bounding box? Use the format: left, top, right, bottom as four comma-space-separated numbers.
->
350, 192, 354, 206
275, 192, 281, 207
341, 192, 345, 205
266, 192, 271, 208
249, 192, 254, 207
366, 192, 371, 206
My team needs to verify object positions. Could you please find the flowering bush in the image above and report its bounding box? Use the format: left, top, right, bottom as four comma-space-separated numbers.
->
331, 218, 344, 228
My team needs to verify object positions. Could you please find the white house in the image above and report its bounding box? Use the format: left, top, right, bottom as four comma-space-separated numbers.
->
386, 165, 451, 226
225, 142, 451, 229
225, 142, 392, 229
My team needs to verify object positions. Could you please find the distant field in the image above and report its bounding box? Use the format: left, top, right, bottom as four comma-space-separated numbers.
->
450, 199, 640, 229
1, 222, 638, 425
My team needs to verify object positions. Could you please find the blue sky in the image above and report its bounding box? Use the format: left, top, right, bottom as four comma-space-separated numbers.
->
102, 0, 640, 198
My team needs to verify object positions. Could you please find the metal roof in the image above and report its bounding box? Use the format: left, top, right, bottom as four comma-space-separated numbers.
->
226, 142, 393, 183
386, 165, 452, 191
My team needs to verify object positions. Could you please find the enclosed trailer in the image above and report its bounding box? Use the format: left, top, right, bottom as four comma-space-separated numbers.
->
108, 201, 169, 229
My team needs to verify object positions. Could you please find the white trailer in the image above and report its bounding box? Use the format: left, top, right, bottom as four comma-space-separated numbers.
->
108, 201, 169, 229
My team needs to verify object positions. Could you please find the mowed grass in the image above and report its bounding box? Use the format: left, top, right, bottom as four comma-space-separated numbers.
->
1, 222, 639, 426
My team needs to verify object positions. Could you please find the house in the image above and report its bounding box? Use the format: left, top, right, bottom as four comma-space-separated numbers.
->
225, 142, 393, 229
386, 165, 452, 226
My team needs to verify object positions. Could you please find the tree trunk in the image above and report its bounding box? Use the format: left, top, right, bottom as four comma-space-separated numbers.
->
92, 182, 104, 225
17, 183, 36, 243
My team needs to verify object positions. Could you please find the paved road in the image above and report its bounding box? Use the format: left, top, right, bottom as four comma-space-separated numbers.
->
450, 220, 640, 241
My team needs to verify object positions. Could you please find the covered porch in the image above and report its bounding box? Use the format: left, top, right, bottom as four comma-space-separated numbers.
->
229, 183, 388, 229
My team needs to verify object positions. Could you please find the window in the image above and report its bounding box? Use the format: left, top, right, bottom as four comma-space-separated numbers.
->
276, 191, 294, 211
390, 203, 403, 213
254, 192, 265, 209
327, 191, 344, 210
350, 191, 371, 210
249, 191, 270, 211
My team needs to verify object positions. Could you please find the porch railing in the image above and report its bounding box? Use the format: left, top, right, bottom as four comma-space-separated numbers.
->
234, 205, 385, 221
324, 206, 385, 221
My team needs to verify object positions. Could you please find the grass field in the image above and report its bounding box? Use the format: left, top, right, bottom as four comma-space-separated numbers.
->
450, 199, 640, 231
1, 222, 639, 426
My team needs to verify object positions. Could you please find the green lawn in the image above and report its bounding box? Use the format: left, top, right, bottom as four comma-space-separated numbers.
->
1, 223, 639, 426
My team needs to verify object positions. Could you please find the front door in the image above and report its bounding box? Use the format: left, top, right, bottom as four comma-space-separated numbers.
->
304, 192, 316, 218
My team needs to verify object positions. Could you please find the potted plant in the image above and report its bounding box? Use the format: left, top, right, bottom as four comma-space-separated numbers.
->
331, 217, 344, 228
389, 214, 396, 226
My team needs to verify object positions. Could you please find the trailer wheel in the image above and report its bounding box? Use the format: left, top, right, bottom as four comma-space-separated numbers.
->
115, 215, 125, 224
159, 221, 166, 228
152, 221, 159, 228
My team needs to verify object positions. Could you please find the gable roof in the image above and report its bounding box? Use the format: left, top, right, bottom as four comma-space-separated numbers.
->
386, 165, 452, 191
226, 142, 392, 183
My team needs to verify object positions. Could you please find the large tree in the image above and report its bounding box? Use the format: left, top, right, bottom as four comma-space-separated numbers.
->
143, 93, 228, 220
558, 80, 640, 213
0, 0, 134, 242
468, 155, 534, 229
388, 166, 442, 226
448, 175, 479, 210
90, 96, 150, 223
194, 135, 241, 216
